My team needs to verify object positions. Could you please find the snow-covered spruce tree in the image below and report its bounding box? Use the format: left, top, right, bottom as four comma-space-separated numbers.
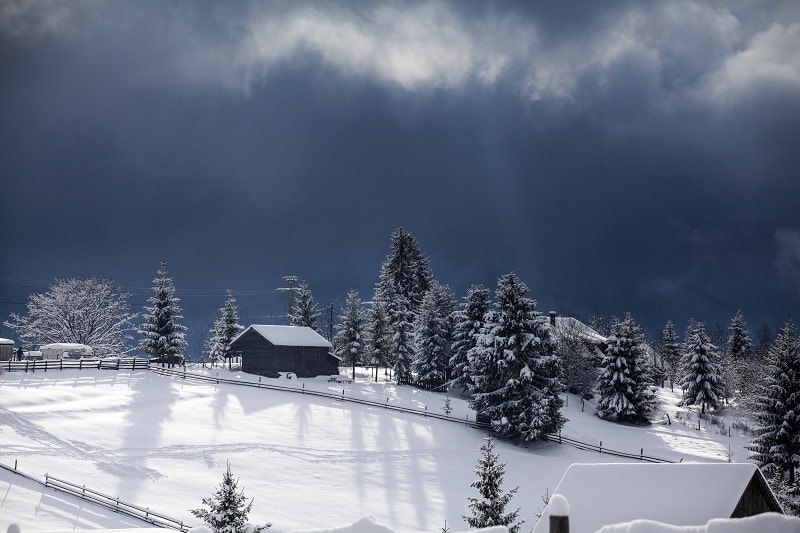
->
728, 310, 753, 359
464, 437, 523, 533
469, 273, 565, 442
4, 277, 137, 355
334, 290, 365, 378
413, 281, 456, 389
595, 313, 656, 424
190, 461, 269, 533
365, 301, 391, 370
204, 291, 244, 368
290, 282, 320, 332
678, 321, 724, 414
747, 320, 800, 484
657, 320, 681, 390
450, 284, 490, 393
725, 309, 754, 401
554, 320, 597, 399
390, 295, 415, 384
139, 262, 187, 368
374, 227, 433, 315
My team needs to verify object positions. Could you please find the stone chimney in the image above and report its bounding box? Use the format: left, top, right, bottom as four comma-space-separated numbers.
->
549, 311, 557, 326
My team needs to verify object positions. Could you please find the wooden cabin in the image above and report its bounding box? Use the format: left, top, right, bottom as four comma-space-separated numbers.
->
533, 462, 782, 533
231, 325, 340, 378
0, 338, 13, 361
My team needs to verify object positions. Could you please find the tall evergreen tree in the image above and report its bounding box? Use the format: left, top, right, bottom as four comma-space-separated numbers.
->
658, 320, 681, 390
290, 282, 320, 331
390, 295, 415, 383
374, 227, 433, 314
679, 321, 724, 414
450, 284, 490, 393
595, 313, 656, 423
190, 462, 269, 533
139, 262, 187, 367
204, 291, 244, 368
464, 437, 523, 533
748, 321, 800, 484
334, 290, 366, 378
727, 310, 753, 359
412, 281, 456, 389
469, 273, 565, 442
365, 301, 391, 369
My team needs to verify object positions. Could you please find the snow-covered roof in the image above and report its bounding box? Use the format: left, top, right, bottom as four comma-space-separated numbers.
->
597, 513, 799, 533
40, 343, 93, 351
532, 463, 773, 533
235, 325, 332, 348
551, 316, 608, 344
0, 338, 14, 345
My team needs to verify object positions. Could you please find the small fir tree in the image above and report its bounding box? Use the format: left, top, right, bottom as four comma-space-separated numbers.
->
727, 310, 753, 359
290, 282, 321, 331
139, 262, 187, 367
334, 290, 366, 379
679, 322, 724, 414
658, 320, 681, 390
365, 301, 391, 371
595, 313, 656, 423
190, 462, 269, 533
747, 320, 800, 484
204, 291, 244, 369
464, 437, 523, 533
413, 281, 456, 389
450, 284, 490, 393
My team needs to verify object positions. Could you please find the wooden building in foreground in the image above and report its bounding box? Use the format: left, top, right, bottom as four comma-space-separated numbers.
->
231, 325, 339, 378
533, 462, 782, 533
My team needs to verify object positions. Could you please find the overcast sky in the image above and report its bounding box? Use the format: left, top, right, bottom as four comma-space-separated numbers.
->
1, 0, 799, 350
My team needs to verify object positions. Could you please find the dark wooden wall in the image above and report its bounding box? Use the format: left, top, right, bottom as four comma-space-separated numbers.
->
731, 472, 784, 517
232, 329, 338, 377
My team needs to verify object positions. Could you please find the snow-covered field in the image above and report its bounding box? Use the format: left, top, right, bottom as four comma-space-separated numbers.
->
0, 367, 759, 532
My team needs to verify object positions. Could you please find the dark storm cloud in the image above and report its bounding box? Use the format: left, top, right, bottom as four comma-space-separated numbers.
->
1, 0, 799, 351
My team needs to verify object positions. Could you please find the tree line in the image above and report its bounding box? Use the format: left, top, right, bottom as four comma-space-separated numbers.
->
3, 227, 799, 512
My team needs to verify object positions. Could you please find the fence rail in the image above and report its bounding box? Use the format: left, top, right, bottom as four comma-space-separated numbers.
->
0, 461, 187, 531
150, 367, 673, 464
1, 357, 149, 373
44, 474, 188, 531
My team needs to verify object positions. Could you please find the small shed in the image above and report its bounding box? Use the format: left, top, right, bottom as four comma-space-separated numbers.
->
0, 338, 14, 361
39, 343, 94, 360
533, 462, 782, 533
231, 325, 340, 378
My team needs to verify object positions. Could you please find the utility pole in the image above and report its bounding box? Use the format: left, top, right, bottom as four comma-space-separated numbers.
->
328, 301, 334, 341
278, 275, 300, 325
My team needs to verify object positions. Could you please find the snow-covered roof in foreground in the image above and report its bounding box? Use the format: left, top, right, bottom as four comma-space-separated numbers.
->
596, 512, 798, 533
235, 325, 332, 348
0, 338, 14, 344
532, 463, 771, 533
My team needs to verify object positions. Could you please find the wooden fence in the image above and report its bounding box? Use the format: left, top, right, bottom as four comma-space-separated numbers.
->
1, 357, 149, 373
0, 461, 187, 531
151, 367, 674, 464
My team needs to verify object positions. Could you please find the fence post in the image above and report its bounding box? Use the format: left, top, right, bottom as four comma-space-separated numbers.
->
640, 448, 643, 460
599, 441, 602, 454
25, 360, 29, 373
60, 359, 63, 371
79, 359, 83, 370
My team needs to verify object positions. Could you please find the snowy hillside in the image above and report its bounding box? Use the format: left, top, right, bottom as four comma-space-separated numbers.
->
0, 367, 759, 531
